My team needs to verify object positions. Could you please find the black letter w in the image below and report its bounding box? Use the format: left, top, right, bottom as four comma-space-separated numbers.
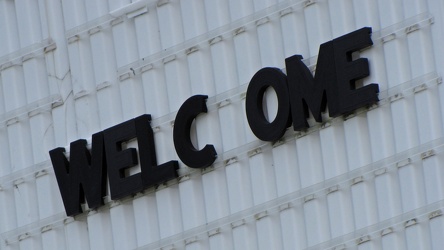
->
49, 132, 107, 216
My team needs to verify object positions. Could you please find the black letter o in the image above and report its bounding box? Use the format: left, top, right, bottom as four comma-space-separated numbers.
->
245, 68, 290, 141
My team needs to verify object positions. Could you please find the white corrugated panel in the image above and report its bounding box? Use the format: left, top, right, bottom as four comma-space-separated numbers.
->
1, 0, 444, 249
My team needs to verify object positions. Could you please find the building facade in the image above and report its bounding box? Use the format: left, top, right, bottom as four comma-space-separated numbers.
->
1, 0, 444, 249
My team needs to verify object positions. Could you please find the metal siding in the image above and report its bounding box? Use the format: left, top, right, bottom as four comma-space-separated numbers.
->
1, 0, 444, 249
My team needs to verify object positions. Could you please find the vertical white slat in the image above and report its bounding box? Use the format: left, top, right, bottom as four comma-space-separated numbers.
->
398, 163, 426, 212
402, 0, 427, 18
0, 188, 17, 233
351, 180, 378, 229
64, 220, 90, 250
14, 0, 43, 47
14, 181, 39, 228
422, 156, 444, 204
156, 185, 183, 238
29, 113, 54, 163
119, 78, 146, 120
84, 0, 108, 20
180, 0, 207, 40
366, 106, 395, 162
96, 83, 124, 132
352, 0, 381, 30
320, 123, 348, 179
2, 67, 26, 112
73, 94, 100, 139
271, 141, 301, 197
228, 0, 254, 21
157, 0, 184, 49
381, 231, 406, 250
382, 38, 412, 89
358, 240, 382, 250
407, 29, 435, 79
185, 237, 210, 250
52, 94, 78, 146
296, 132, 324, 188
218, 103, 246, 151
303, 1, 332, 57
0, 0, 20, 56
405, 223, 432, 250
134, 11, 162, 59
427, 0, 444, 130
18, 236, 42, 250
163, 58, 191, 112
225, 161, 253, 214
203, 0, 230, 31
208, 230, 234, 250
256, 215, 282, 250
390, 97, 419, 153
256, 19, 285, 68
231, 222, 258, 250
132, 193, 160, 247
108, 0, 129, 12
35, 173, 64, 219
303, 197, 330, 246
344, 114, 372, 170
376, 0, 403, 28
41, 228, 66, 250
249, 151, 277, 205
179, 176, 207, 231
209, 39, 239, 94
327, 189, 355, 238
279, 7, 309, 59
110, 202, 137, 250
374, 171, 402, 221
87, 210, 115, 250
279, 205, 307, 250
23, 58, 49, 103
7, 121, 33, 170
429, 216, 444, 250
252, 0, 276, 12
0, 126, 11, 177
187, 48, 216, 96
60, 0, 87, 30
202, 168, 230, 222
112, 20, 139, 69
140, 67, 170, 118
232, 29, 261, 86
414, 87, 443, 145
426, 0, 444, 78
327, 0, 356, 37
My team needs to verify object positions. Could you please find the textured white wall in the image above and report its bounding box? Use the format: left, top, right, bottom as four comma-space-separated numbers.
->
1, 0, 444, 249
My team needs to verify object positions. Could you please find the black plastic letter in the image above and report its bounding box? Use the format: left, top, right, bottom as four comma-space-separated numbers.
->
135, 115, 178, 187
104, 118, 143, 200
173, 95, 217, 168
245, 68, 290, 141
285, 27, 379, 131
330, 27, 379, 116
49, 132, 107, 216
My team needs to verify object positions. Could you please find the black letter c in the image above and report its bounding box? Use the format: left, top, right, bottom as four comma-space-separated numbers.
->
173, 95, 217, 168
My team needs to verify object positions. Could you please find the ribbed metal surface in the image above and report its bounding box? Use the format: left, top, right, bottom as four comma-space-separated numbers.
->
1, 0, 444, 249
